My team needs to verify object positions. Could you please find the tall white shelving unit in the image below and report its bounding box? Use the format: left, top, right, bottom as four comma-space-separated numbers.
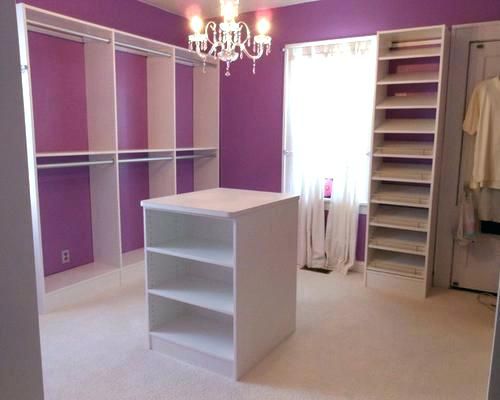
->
365, 25, 449, 298
142, 188, 299, 380
16, 3, 220, 313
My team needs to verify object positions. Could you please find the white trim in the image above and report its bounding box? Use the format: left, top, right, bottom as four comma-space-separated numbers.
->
284, 35, 376, 50
452, 20, 500, 30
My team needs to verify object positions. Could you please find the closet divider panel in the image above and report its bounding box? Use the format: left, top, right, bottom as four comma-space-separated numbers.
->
193, 62, 220, 191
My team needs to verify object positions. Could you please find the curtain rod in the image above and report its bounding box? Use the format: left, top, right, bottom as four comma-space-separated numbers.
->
283, 35, 376, 52
27, 20, 110, 44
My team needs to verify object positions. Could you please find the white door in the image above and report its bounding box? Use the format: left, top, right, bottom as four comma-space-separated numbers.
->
451, 40, 500, 293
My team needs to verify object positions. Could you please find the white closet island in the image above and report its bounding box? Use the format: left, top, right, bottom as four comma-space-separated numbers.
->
141, 188, 299, 379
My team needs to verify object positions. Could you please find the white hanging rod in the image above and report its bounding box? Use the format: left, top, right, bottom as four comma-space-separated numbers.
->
115, 42, 172, 57
37, 160, 114, 169
175, 56, 217, 68
27, 20, 110, 44
118, 156, 173, 164
176, 154, 216, 160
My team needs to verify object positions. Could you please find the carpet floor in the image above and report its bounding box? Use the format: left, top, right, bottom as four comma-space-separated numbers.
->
40, 271, 495, 400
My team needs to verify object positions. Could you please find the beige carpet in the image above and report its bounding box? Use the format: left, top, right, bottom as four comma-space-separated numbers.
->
40, 271, 495, 400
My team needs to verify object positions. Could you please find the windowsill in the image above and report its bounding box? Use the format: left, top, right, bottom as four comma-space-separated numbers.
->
324, 199, 368, 215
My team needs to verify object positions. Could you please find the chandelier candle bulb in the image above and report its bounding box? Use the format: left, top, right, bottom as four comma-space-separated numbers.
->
188, 0, 272, 77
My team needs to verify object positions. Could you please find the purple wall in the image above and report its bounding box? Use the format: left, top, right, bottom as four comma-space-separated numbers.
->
29, 33, 89, 152
18, 0, 189, 47
176, 64, 195, 193
119, 163, 150, 253
220, 0, 500, 192
38, 165, 94, 276
116, 52, 148, 150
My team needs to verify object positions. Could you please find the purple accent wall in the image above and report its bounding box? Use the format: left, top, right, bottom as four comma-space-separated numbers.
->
18, 0, 189, 47
176, 64, 195, 193
356, 214, 367, 262
220, 0, 500, 192
219, 0, 500, 262
29, 33, 89, 153
119, 163, 150, 253
116, 52, 148, 150
38, 165, 94, 276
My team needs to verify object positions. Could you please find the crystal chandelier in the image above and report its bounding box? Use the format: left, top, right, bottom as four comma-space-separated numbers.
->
188, 0, 272, 77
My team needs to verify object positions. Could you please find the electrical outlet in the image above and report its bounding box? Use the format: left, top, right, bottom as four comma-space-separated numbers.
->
61, 249, 70, 264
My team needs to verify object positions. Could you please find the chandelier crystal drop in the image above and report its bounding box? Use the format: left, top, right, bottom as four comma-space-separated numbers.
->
188, 0, 272, 77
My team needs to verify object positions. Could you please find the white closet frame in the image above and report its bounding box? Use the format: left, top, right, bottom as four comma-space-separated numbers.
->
365, 25, 450, 298
15, 3, 220, 313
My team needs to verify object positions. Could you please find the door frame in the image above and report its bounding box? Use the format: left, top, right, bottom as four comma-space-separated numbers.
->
434, 21, 500, 288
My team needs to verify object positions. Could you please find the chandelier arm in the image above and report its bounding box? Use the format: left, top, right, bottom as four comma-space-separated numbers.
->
204, 21, 218, 47
240, 44, 264, 61
237, 21, 251, 47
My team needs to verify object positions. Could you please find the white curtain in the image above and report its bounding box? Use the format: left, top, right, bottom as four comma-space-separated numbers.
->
284, 38, 376, 272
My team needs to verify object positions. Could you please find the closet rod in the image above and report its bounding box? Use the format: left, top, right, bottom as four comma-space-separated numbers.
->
176, 154, 216, 160
37, 160, 114, 169
118, 156, 173, 164
175, 56, 217, 68
115, 41, 172, 57
27, 20, 110, 44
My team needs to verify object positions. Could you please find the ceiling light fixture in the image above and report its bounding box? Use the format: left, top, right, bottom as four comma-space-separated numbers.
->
188, 0, 272, 77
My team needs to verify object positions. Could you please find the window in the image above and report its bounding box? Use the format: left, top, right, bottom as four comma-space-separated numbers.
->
282, 36, 376, 270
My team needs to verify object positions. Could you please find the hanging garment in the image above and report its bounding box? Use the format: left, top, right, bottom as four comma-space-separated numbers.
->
463, 77, 500, 189
476, 188, 500, 223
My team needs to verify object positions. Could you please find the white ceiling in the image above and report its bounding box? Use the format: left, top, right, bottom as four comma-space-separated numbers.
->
140, 0, 320, 18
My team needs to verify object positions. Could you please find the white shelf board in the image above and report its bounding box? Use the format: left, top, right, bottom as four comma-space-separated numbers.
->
378, 71, 440, 85
37, 150, 115, 158
372, 163, 432, 183
368, 251, 425, 279
374, 119, 436, 134
122, 248, 144, 269
150, 313, 234, 361
149, 276, 233, 315
376, 93, 438, 109
147, 238, 234, 268
118, 148, 174, 154
379, 46, 441, 60
45, 262, 119, 293
373, 141, 434, 158
372, 184, 430, 208
370, 206, 429, 232
369, 228, 427, 255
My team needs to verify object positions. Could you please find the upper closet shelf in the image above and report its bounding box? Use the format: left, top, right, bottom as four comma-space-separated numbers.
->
118, 149, 174, 154
373, 141, 434, 158
372, 163, 432, 183
369, 228, 427, 256
374, 119, 436, 134
376, 93, 438, 109
37, 151, 115, 158
372, 184, 430, 208
379, 46, 441, 60
176, 147, 218, 152
378, 71, 440, 85
370, 206, 429, 232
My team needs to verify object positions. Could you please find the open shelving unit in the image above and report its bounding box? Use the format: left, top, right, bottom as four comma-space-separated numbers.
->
16, 3, 220, 312
365, 25, 449, 298
142, 188, 299, 380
